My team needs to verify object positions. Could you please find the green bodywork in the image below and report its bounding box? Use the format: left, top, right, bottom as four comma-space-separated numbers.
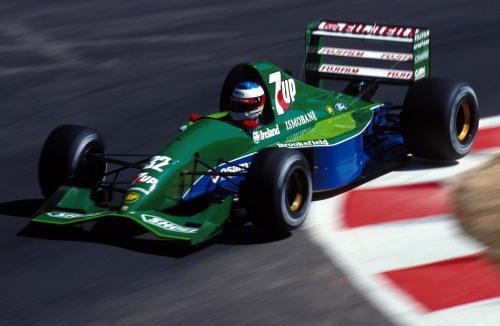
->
32, 61, 376, 244
32, 20, 428, 244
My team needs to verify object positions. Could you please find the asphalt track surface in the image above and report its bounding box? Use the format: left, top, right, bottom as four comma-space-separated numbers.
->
0, 1, 498, 325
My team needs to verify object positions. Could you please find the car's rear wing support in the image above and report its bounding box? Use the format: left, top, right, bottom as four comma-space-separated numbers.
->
305, 20, 430, 89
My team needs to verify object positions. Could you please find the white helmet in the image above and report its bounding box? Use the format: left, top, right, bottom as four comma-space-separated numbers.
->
230, 82, 265, 121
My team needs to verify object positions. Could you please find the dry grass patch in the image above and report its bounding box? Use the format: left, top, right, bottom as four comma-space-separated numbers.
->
453, 153, 500, 266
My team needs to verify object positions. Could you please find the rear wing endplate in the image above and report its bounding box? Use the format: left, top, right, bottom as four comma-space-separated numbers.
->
305, 20, 430, 88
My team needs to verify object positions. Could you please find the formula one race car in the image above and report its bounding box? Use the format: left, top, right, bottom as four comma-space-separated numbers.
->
32, 20, 479, 245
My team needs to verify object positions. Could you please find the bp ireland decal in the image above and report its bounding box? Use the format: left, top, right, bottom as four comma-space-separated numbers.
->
269, 71, 296, 115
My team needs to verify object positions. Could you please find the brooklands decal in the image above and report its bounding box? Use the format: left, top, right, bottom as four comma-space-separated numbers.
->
277, 140, 329, 148
269, 71, 296, 115
141, 214, 198, 233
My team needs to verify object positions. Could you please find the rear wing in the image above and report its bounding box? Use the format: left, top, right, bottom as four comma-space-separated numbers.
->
305, 20, 430, 88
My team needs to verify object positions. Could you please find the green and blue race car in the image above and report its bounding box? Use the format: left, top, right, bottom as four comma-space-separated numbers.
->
32, 20, 479, 245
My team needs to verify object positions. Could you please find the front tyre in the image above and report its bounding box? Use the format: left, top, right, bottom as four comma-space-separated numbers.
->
401, 78, 479, 160
242, 148, 312, 231
38, 125, 106, 198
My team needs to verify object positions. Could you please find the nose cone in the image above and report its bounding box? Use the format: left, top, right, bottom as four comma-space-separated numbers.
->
119, 157, 180, 213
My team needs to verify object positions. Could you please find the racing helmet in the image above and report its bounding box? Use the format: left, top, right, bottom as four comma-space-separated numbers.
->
230, 82, 265, 121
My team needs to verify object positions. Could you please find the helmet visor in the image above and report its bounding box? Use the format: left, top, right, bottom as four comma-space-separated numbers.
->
230, 96, 263, 113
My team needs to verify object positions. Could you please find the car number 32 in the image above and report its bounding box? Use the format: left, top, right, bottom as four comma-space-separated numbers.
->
144, 155, 172, 172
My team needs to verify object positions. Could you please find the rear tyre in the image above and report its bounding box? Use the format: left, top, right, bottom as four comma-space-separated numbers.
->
241, 148, 312, 231
38, 125, 106, 198
401, 78, 479, 160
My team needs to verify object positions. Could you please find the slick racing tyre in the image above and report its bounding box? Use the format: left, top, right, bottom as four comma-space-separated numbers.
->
242, 148, 312, 231
38, 125, 106, 198
401, 78, 479, 160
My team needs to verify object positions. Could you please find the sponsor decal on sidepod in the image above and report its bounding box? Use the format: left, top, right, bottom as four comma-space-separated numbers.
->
253, 125, 280, 144
278, 139, 329, 148
284, 111, 318, 130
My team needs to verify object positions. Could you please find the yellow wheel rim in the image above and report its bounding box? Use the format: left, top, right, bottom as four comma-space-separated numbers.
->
457, 100, 471, 142
287, 170, 306, 213
290, 193, 303, 212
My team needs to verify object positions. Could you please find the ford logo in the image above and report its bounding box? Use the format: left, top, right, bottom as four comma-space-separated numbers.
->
335, 103, 348, 111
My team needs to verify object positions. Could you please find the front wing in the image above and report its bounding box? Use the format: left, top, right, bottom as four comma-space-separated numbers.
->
32, 188, 233, 245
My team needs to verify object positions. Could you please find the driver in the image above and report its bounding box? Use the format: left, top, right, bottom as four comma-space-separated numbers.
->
230, 82, 266, 124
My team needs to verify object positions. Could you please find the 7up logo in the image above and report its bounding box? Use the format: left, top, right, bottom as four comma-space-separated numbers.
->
269, 71, 296, 115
